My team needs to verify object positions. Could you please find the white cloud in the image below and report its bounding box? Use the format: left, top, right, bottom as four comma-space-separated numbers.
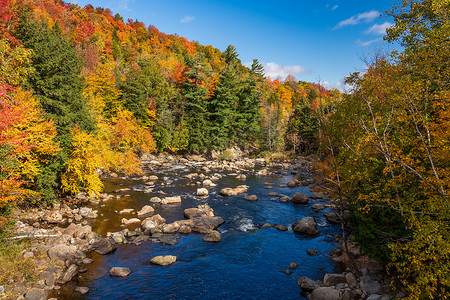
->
181, 16, 195, 23
332, 5, 339, 11
334, 10, 379, 29
356, 38, 382, 47
364, 21, 393, 35
244, 62, 308, 79
117, 0, 134, 11
263, 62, 308, 79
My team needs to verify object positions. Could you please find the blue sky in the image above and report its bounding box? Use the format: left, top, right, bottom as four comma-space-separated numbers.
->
71, 0, 399, 90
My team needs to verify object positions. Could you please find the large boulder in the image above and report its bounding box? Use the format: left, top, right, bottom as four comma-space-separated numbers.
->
162, 222, 181, 234
292, 192, 309, 204
184, 205, 215, 219
310, 287, 341, 300
161, 196, 181, 204
219, 185, 249, 196
137, 205, 154, 217
203, 230, 222, 243
110, 267, 131, 277
47, 244, 77, 262
293, 217, 318, 235
360, 275, 381, 294
90, 238, 118, 255
323, 274, 347, 286
121, 218, 141, 225
297, 276, 321, 292
150, 255, 177, 266
189, 216, 224, 234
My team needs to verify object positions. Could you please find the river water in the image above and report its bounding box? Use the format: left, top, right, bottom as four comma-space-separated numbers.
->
60, 162, 340, 299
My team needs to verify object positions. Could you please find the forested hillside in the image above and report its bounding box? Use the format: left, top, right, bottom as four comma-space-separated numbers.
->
0, 0, 339, 202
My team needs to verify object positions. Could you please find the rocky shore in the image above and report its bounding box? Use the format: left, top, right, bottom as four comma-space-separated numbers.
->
1, 149, 399, 299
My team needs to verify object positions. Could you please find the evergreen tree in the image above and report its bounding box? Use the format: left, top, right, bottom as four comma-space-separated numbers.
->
17, 16, 94, 147
182, 53, 210, 153
208, 45, 241, 149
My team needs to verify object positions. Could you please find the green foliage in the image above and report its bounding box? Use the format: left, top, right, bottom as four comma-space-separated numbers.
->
17, 15, 94, 147
182, 53, 210, 153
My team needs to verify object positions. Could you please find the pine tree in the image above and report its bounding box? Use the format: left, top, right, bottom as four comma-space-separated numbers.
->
182, 53, 210, 153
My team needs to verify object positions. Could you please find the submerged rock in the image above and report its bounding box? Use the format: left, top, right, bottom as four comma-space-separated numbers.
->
244, 195, 258, 201
75, 286, 90, 294
110, 267, 131, 277
150, 255, 177, 266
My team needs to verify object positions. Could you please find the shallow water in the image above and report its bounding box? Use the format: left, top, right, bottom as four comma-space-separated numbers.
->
58, 163, 340, 299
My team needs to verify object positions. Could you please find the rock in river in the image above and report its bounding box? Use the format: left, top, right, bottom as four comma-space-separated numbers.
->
219, 185, 249, 196
150, 255, 177, 266
91, 238, 118, 255
196, 188, 209, 197
244, 194, 258, 201
110, 267, 131, 277
310, 287, 341, 300
203, 230, 222, 242
161, 196, 181, 204
137, 205, 154, 217
293, 217, 318, 235
291, 192, 309, 204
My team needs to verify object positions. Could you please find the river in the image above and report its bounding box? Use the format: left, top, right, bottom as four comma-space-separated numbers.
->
56, 160, 340, 299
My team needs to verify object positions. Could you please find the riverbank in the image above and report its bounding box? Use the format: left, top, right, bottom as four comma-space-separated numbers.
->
1, 152, 399, 299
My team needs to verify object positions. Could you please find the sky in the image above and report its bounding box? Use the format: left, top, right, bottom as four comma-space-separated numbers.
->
70, 0, 400, 90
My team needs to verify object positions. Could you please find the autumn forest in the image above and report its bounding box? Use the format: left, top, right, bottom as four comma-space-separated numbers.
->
0, 0, 449, 298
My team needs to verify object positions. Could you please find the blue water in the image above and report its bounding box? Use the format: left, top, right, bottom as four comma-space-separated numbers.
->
64, 163, 340, 299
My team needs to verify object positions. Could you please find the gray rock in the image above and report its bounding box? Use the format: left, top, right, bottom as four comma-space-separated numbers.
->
24, 288, 48, 300
158, 235, 179, 245
90, 238, 117, 255
297, 276, 321, 291
203, 230, 222, 242
323, 274, 346, 286
360, 275, 381, 294
57, 264, 78, 284
162, 223, 180, 234
310, 287, 341, 300
324, 212, 341, 224
287, 180, 298, 188
244, 195, 258, 201
47, 244, 77, 262
110, 267, 131, 277
75, 286, 90, 294
0, 286, 3, 293
150, 255, 177, 266
293, 217, 318, 235
268, 192, 279, 197
292, 192, 309, 204
39, 271, 55, 287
